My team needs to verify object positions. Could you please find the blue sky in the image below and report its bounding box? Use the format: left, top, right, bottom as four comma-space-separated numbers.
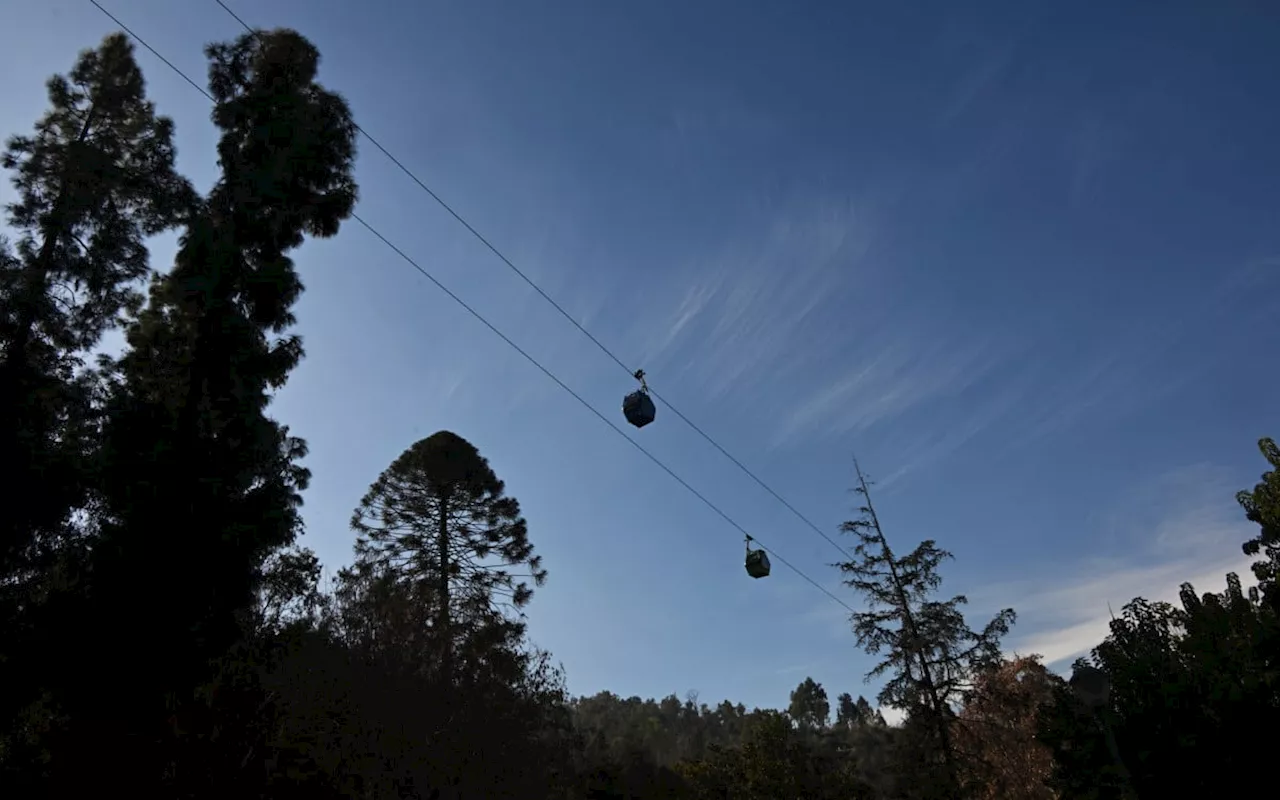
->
4, 0, 1279, 717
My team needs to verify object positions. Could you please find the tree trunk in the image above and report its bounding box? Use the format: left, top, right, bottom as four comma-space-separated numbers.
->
437, 494, 452, 683
436, 494, 456, 800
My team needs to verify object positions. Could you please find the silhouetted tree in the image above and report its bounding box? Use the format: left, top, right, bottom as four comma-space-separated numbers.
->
253, 545, 326, 637
789, 676, 830, 731
331, 431, 557, 799
0, 32, 197, 782
98, 19, 355, 652
834, 693, 886, 730
1036, 661, 1128, 800
41, 27, 358, 796
1237, 437, 1280, 606
1039, 440, 1280, 800
856, 695, 883, 726
834, 458, 1016, 798
330, 547, 568, 794
1068, 570, 1277, 799
836, 692, 860, 728
0, 30, 195, 586
348, 430, 546, 684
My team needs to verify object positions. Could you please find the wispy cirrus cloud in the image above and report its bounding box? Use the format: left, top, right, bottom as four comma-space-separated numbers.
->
937, 40, 1018, 127
631, 195, 881, 397
871, 256, 1280, 488
1066, 116, 1118, 207
581, 160, 1272, 489
772, 331, 1014, 446
615, 191, 1025, 460
661, 89, 782, 153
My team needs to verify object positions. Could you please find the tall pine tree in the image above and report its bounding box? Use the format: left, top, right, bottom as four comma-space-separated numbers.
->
834, 459, 1015, 798
39, 28, 358, 794
0, 35, 194, 776
95, 24, 357, 663
0, 32, 195, 580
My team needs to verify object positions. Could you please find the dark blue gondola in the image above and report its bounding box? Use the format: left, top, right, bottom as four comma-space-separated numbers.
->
622, 369, 656, 428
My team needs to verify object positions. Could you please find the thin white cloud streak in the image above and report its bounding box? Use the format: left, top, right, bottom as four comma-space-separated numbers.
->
633, 197, 879, 398
878, 256, 1279, 485
774, 332, 1016, 447
613, 193, 1027, 461
871, 375, 1033, 492
526, 164, 1272, 491
662, 97, 782, 153
1066, 116, 1116, 207
990, 318, 1193, 457
938, 42, 1017, 127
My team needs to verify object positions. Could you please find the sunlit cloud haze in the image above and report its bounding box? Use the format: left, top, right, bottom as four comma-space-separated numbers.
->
984, 463, 1261, 669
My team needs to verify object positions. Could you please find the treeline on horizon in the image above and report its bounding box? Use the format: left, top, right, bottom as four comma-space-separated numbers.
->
2, 29, 1278, 800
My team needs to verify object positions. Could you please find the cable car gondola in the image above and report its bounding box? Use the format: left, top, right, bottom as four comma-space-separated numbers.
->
622, 369, 656, 428
744, 535, 770, 579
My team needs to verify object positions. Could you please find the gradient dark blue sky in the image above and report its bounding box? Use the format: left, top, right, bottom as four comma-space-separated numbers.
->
4, 0, 1278, 716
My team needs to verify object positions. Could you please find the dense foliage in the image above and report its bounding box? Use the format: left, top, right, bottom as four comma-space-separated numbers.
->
2, 30, 1277, 799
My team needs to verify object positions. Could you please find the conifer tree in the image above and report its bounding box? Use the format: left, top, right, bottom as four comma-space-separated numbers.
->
347, 430, 547, 683
93, 25, 357, 664
0, 35, 195, 770
788, 677, 830, 731
834, 459, 1015, 797
835, 692, 861, 728
44, 31, 361, 793
0, 32, 195, 578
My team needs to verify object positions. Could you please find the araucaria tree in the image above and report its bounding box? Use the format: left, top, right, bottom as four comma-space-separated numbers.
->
348, 430, 547, 682
834, 459, 1016, 798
